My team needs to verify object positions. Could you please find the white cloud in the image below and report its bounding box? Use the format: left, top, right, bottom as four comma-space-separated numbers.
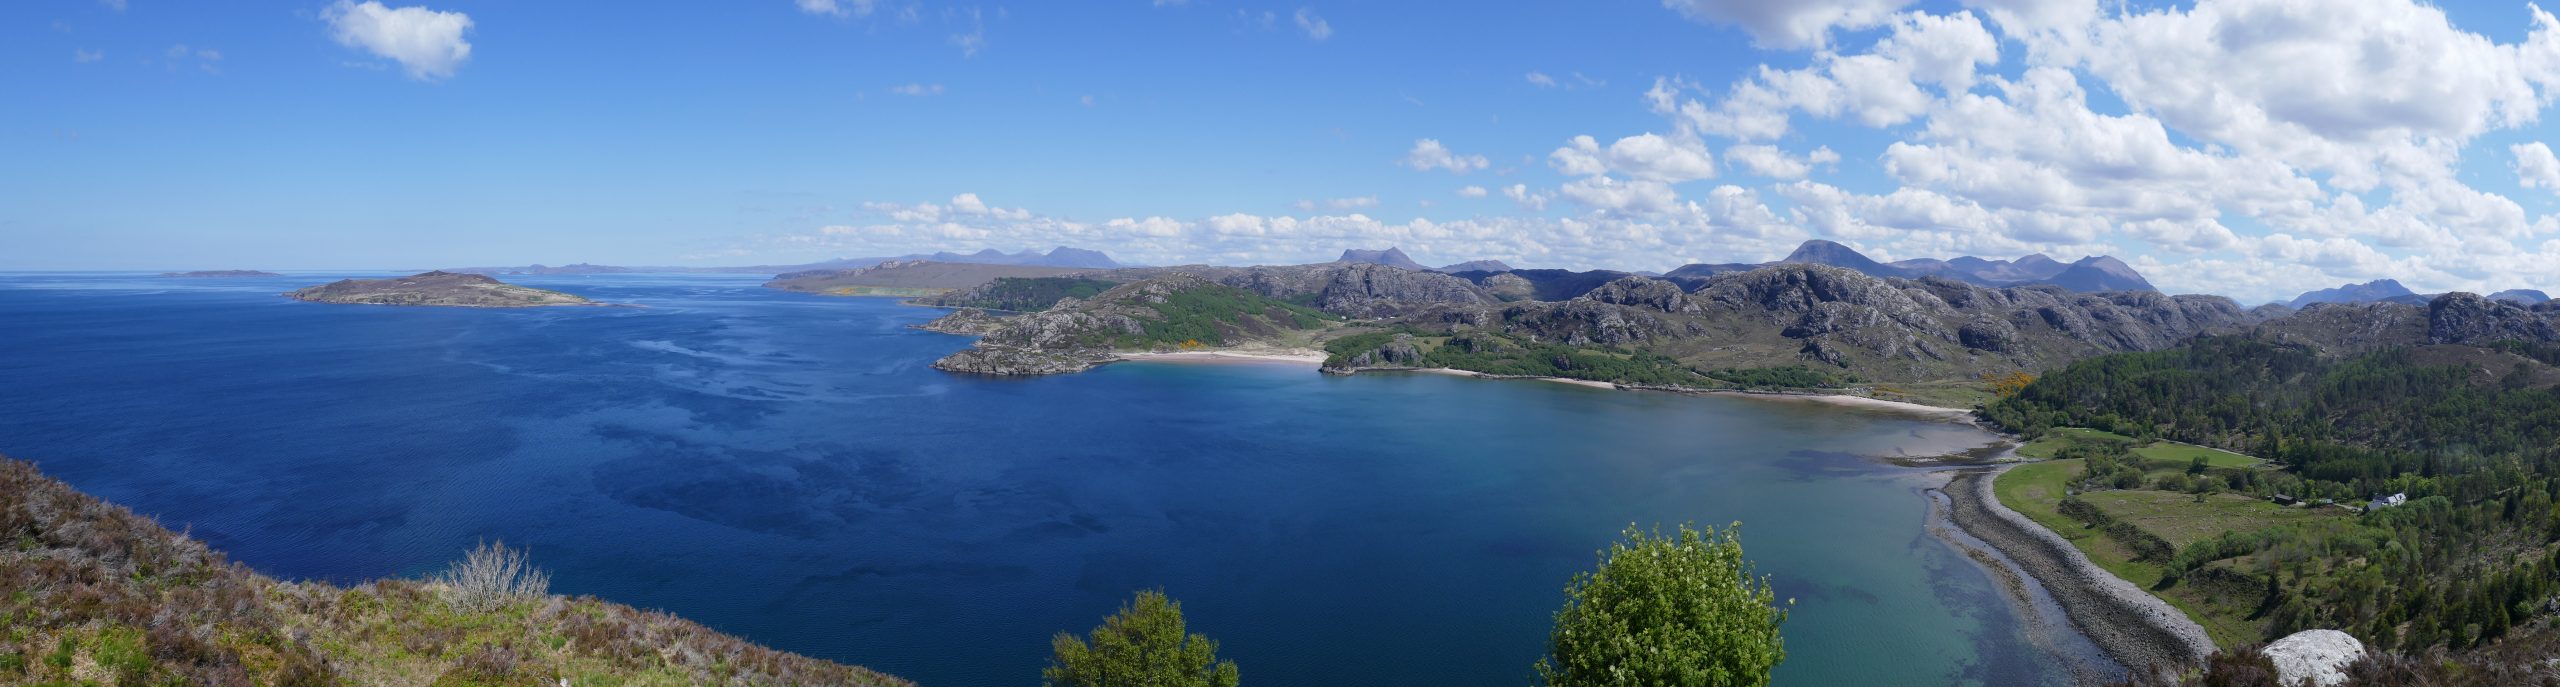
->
781, 191, 1807, 272
97, 0, 126, 12
890, 83, 945, 96
1400, 139, 1490, 174
1661, 0, 1914, 50
1723, 144, 1837, 179
1502, 184, 1552, 212
1549, 134, 1716, 183
73, 49, 103, 63
322, 1, 473, 81
1559, 176, 1681, 215
1456, 186, 1489, 198
2516, 142, 2560, 192
1293, 7, 1331, 41
1526, 71, 1558, 88
1293, 196, 1379, 211
796, 0, 876, 17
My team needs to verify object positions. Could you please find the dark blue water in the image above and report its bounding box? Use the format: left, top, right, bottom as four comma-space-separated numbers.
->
0, 273, 2090, 686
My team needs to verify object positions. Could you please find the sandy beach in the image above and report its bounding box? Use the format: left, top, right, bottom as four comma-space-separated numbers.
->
1114, 350, 1328, 365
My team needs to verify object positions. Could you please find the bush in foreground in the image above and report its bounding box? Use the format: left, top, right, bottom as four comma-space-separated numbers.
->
1045, 589, 1239, 687
1537, 523, 1789, 687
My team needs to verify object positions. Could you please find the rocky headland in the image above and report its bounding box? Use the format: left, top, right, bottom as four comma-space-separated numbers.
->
924, 274, 1334, 375
286, 271, 596, 307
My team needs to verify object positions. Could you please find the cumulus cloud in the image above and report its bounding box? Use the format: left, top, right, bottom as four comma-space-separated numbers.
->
1400, 139, 1490, 174
889, 83, 944, 96
1593, 0, 2560, 302
1661, 0, 1914, 50
1456, 186, 1489, 198
2516, 142, 2560, 192
1723, 144, 1838, 179
74, 49, 103, 63
1293, 7, 1331, 40
779, 191, 1807, 271
322, 1, 472, 81
1526, 71, 1558, 87
1550, 134, 1716, 183
795, 0, 876, 17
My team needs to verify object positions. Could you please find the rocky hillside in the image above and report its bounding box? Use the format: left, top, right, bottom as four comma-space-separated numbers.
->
1333, 264, 2255, 383
1665, 239, 2154, 292
0, 455, 906, 686
286, 271, 594, 307
2257, 293, 2560, 355
928, 275, 1336, 375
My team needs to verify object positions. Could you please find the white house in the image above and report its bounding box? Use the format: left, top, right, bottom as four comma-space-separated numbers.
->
2365, 493, 2407, 512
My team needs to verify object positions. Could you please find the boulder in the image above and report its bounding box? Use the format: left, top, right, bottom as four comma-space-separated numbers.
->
2261, 629, 2364, 687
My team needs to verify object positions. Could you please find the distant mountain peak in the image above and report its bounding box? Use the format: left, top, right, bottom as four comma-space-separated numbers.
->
2288, 279, 2416, 310
1435, 259, 1514, 273
1336, 247, 1429, 271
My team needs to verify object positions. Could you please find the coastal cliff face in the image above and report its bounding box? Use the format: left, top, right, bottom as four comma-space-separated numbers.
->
0, 456, 907, 686
285, 271, 593, 307
926, 275, 1333, 375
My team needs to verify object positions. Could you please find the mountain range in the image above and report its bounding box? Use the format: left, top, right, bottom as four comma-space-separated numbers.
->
1665, 240, 2155, 293
1332, 247, 1516, 274
2283, 279, 2552, 309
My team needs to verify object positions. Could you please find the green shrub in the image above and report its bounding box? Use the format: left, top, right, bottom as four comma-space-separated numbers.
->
1537, 523, 1787, 687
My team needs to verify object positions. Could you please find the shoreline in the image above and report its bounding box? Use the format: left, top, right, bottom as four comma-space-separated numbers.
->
1936, 466, 2216, 676
1331, 366, 1979, 417
1114, 350, 1328, 365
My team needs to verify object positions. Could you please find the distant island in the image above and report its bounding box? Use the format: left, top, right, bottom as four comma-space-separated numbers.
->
159, 270, 280, 278
286, 271, 597, 307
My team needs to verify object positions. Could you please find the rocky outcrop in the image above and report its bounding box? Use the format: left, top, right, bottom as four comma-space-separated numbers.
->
914, 307, 1007, 335
286, 271, 595, 307
2261, 629, 2365, 687
1586, 276, 1699, 313
1330, 333, 1427, 368
2428, 292, 2560, 345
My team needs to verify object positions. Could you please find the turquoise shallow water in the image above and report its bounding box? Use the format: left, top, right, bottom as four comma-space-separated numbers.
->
0, 273, 2095, 685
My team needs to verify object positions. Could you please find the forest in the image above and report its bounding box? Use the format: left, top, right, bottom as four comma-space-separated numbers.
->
1987, 335, 2560, 653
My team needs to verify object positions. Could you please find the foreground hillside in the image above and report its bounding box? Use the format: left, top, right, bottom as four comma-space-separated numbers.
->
0, 456, 907, 687
1985, 334, 2560, 680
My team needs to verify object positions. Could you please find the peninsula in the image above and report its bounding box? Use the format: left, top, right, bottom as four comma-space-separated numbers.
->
286, 271, 596, 307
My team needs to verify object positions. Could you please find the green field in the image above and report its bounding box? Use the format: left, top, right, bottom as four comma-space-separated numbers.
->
2132, 441, 2260, 470
2078, 489, 2340, 549
1992, 459, 2274, 648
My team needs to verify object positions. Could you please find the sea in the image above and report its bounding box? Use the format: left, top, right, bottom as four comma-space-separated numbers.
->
0, 272, 2103, 686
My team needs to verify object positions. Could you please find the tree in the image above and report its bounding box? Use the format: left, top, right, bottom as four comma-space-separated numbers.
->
1044, 590, 1238, 687
1536, 523, 1788, 687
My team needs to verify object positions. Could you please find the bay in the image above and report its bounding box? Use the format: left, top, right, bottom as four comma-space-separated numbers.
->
0, 273, 2093, 686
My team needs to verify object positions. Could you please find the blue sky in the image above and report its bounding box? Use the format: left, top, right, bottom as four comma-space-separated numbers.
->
5, 1, 2559, 302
